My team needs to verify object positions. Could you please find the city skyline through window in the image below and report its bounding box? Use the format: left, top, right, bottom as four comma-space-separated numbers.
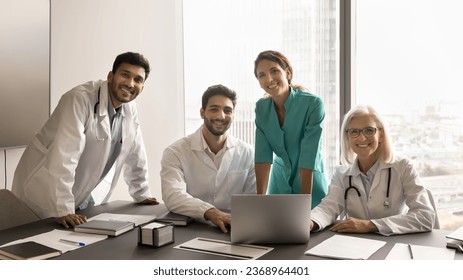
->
183, 0, 339, 177
183, 0, 462, 230
356, 0, 463, 230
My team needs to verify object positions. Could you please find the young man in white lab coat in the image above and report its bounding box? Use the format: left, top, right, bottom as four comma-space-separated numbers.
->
160, 84, 256, 233
12, 52, 158, 228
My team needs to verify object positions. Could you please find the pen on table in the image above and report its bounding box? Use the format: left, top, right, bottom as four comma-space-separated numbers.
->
408, 243, 414, 260
59, 239, 86, 247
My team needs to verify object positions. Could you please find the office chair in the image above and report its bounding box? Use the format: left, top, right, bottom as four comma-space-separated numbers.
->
0, 189, 40, 231
426, 189, 440, 229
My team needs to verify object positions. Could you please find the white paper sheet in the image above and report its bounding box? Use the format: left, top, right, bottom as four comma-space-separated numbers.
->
175, 237, 273, 260
385, 243, 455, 260
304, 235, 386, 260
446, 225, 463, 241
0, 229, 108, 253
88, 213, 157, 226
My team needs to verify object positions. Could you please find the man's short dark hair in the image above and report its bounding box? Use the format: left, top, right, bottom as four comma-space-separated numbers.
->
201, 84, 237, 109
112, 52, 151, 80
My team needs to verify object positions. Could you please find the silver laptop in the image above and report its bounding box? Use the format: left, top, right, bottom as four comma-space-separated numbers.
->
231, 194, 311, 244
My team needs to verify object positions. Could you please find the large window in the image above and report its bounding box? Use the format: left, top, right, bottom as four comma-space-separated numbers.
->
355, 0, 463, 230
183, 0, 340, 176
183, 0, 463, 230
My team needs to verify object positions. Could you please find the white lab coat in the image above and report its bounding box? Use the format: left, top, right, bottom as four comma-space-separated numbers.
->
12, 80, 152, 219
311, 157, 435, 235
160, 127, 256, 221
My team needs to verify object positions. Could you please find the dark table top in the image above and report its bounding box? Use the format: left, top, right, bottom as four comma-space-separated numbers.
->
1, 200, 461, 260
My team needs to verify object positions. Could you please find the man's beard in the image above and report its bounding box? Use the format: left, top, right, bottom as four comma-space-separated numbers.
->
204, 118, 230, 136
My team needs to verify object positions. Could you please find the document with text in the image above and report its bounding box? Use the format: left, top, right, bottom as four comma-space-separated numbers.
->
304, 235, 386, 260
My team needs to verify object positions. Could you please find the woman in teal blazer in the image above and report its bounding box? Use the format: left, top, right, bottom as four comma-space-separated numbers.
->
253, 50, 328, 207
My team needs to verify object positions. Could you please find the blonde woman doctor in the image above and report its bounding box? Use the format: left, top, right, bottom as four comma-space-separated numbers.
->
310, 105, 436, 236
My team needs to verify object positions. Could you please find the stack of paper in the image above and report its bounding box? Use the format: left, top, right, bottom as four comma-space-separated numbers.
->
386, 243, 455, 260
304, 235, 386, 260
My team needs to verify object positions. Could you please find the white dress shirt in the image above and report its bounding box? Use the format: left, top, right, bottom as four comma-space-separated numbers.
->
160, 127, 256, 221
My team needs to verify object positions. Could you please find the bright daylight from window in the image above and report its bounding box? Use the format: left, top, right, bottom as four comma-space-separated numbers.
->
356, 0, 463, 230
183, 0, 339, 177
183, 0, 463, 230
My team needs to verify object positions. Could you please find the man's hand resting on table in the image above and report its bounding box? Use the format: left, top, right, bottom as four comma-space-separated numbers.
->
138, 197, 159, 205
310, 220, 320, 231
330, 217, 378, 233
204, 208, 231, 233
55, 214, 87, 229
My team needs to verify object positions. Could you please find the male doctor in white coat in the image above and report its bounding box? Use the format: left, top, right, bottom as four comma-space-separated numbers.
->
12, 52, 158, 228
160, 84, 256, 233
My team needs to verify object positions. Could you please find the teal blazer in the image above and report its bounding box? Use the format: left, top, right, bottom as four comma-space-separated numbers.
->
254, 87, 328, 207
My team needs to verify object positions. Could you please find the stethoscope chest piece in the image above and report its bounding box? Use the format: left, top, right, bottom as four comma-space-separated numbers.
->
346, 167, 393, 211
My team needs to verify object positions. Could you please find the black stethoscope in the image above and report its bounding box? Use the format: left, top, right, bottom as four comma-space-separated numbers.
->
93, 87, 107, 142
343, 167, 392, 218
94, 86, 101, 115
93, 86, 123, 143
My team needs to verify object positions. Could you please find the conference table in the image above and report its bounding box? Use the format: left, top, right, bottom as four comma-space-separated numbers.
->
0, 200, 461, 260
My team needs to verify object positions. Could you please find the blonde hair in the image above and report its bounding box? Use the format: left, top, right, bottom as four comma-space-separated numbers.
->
340, 105, 395, 165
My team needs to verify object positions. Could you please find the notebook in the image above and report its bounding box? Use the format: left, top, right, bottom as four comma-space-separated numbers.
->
74, 220, 135, 236
231, 194, 311, 244
155, 212, 193, 226
0, 241, 61, 260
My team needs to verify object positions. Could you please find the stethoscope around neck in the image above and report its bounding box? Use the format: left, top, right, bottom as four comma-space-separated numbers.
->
93, 86, 123, 143
93, 87, 108, 142
343, 167, 392, 219
94, 86, 101, 115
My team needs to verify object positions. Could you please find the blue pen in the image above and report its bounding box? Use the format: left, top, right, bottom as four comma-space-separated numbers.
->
59, 239, 86, 247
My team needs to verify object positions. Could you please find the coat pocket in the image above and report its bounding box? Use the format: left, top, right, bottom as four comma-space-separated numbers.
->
225, 170, 248, 194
